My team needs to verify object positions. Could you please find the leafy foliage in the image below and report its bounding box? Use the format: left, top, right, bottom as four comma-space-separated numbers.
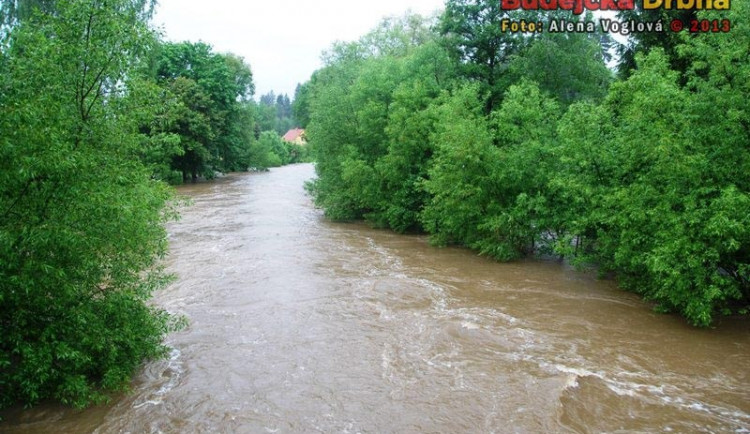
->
305, 5, 750, 326
557, 48, 749, 326
615, 1, 697, 79
438, 0, 526, 113
292, 82, 312, 128
508, 30, 612, 107
255, 91, 296, 135
145, 41, 257, 182
0, 0, 181, 409
306, 15, 454, 225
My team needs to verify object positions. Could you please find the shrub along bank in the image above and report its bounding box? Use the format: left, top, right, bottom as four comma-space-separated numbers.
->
303, 3, 750, 327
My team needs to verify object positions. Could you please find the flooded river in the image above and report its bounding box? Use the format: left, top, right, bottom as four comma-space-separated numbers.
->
2, 163, 749, 433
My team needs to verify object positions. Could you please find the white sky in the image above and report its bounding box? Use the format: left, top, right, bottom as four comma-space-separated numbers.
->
151, 0, 446, 100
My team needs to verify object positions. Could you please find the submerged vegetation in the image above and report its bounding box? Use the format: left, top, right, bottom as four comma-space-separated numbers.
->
303, 1, 750, 327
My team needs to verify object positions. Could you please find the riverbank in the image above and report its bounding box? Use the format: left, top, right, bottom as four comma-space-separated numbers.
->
3, 164, 748, 433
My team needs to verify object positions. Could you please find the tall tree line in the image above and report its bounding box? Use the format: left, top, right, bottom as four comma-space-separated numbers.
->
141, 41, 258, 182
254, 90, 296, 136
304, 2, 750, 327
0, 0, 180, 409
0, 0, 297, 410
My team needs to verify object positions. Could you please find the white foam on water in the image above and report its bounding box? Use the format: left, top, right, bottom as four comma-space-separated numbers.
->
132, 400, 163, 409
132, 347, 184, 409
461, 321, 481, 330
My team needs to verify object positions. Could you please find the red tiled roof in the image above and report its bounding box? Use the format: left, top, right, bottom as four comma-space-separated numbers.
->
282, 128, 305, 142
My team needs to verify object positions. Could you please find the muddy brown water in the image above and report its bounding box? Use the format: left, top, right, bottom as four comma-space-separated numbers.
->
2, 163, 749, 433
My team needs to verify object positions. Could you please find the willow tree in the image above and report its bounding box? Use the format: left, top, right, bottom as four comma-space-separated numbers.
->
0, 0, 179, 408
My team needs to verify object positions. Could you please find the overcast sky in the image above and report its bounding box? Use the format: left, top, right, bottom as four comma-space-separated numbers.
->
151, 0, 446, 100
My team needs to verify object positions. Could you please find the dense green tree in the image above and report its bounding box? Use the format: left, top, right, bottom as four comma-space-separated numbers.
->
550, 100, 615, 263
420, 85, 498, 247
305, 57, 367, 220
508, 31, 612, 107
680, 4, 750, 194
259, 90, 276, 106
217, 53, 256, 172
601, 51, 739, 325
0, 0, 179, 409
307, 14, 445, 223
256, 91, 296, 135
545, 3, 748, 325
149, 41, 256, 180
248, 131, 284, 169
247, 130, 308, 169
484, 80, 561, 257
292, 82, 312, 128
422, 81, 560, 259
306, 55, 390, 219
616, 1, 697, 78
126, 75, 185, 184
303, 5, 749, 326
253, 98, 277, 135
276, 93, 292, 120
166, 76, 215, 181
555, 46, 749, 326
370, 41, 457, 232
1, 0, 60, 27
438, 0, 529, 113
